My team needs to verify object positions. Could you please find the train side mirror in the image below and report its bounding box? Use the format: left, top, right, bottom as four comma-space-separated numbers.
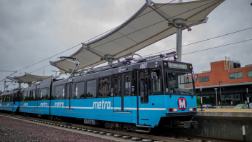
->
151, 72, 158, 80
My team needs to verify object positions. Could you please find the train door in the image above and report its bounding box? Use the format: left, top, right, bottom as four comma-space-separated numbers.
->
65, 82, 73, 110
9, 94, 13, 111
12, 93, 16, 112
36, 88, 39, 108
112, 72, 132, 112
0, 96, 2, 110
138, 69, 151, 125
112, 74, 122, 111
122, 72, 132, 112
30, 90, 36, 113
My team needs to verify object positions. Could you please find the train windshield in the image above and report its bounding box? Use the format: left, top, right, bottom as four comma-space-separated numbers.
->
166, 70, 194, 95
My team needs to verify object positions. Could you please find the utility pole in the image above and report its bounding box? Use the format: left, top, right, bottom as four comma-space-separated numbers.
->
4, 79, 13, 91
219, 81, 222, 107
52, 70, 60, 77
4, 79, 6, 91
214, 88, 218, 107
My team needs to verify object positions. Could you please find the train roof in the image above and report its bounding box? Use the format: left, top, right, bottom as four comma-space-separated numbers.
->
1, 89, 20, 96
51, 57, 193, 86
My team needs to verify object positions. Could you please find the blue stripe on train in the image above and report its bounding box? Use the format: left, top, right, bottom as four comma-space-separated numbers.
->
0, 102, 19, 112
16, 95, 196, 128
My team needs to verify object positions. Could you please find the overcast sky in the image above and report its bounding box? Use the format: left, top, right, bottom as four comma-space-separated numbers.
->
0, 0, 252, 90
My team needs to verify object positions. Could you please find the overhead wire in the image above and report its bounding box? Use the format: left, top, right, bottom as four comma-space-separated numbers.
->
0, 43, 81, 82
145, 27, 252, 57
0, 0, 176, 81
30, 65, 51, 73
0, 0, 239, 82
183, 38, 252, 55
0, 70, 16, 72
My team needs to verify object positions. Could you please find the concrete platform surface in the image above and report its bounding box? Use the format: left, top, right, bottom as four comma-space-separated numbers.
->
196, 108, 252, 118
198, 108, 252, 112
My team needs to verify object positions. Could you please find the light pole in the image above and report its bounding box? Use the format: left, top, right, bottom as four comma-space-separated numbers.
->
214, 88, 218, 107
219, 81, 222, 107
247, 88, 249, 109
52, 70, 60, 77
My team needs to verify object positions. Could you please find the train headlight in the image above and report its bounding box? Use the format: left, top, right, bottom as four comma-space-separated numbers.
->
189, 107, 197, 111
174, 54, 179, 59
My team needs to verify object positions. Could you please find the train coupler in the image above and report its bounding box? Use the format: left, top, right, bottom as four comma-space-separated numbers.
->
183, 121, 197, 129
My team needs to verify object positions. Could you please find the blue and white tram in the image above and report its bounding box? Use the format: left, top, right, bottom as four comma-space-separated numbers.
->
0, 89, 20, 112
19, 78, 51, 115
17, 59, 197, 131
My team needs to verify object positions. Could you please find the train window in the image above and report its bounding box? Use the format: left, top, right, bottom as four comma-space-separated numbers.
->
10, 94, 13, 102
54, 85, 64, 99
3, 96, 7, 102
24, 91, 29, 101
166, 71, 194, 95
151, 70, 162, 93
13, 93, 17, 103
5, 95, 10, 102
29, 90, 35, 101
28, 91, 30, 100
98, 77, 111, 97
39, 88, 49, 100
75, 82, 85, 98
113, 75, 121, 96
140, 71, 149, 103
66, 83, 74, 99
20, 92, 24, 101
124, 74, 131, 96
86, 80, 97, 98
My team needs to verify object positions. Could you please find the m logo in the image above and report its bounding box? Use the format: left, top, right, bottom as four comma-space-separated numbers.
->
178, 98, 187, 111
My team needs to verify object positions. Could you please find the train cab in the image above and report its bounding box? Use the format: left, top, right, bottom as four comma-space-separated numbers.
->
0, 89, 20, 112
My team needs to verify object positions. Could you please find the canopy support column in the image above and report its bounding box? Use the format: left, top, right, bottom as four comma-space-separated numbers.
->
18, 82, 21, 89
176, 26, 183, 62
173, 19, 187, 62
104, 55, 114, 65
146, 0, 187, 62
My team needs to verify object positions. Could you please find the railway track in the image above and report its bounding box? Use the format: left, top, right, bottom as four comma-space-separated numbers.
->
0, 112, 240, 142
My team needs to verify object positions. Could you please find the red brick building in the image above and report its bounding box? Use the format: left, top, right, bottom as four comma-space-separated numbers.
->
194, 59, 252, 106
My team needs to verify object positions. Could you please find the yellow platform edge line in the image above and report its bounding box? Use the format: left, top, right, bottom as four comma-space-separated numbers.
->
198, 110, 252, 113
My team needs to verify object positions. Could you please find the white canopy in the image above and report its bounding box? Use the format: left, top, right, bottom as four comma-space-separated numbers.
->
7, 73, 52, 83
50, 0, 225, 74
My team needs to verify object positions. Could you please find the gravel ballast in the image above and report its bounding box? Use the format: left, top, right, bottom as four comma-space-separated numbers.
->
0, 115, 115, 142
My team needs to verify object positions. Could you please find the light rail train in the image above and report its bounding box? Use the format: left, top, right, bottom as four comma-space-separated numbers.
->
0, 52, 197, 132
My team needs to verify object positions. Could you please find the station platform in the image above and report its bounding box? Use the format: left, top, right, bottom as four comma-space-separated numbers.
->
196, 108, 252, 118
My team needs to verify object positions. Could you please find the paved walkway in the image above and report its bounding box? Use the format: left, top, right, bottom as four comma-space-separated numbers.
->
198, 108, 252, 113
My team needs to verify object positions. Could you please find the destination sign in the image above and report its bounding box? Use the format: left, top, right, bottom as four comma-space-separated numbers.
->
168, 62, 188, 69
